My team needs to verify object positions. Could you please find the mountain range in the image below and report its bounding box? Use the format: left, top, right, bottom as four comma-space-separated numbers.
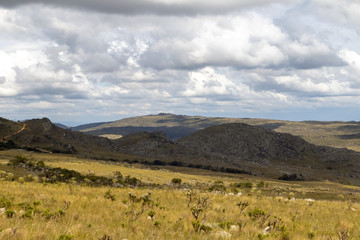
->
72, 113, 360, 152
1, 114, 360, 185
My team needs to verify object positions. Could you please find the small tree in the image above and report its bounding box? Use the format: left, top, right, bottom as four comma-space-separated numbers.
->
126, 192, 153, 223
186, 190, 211, 232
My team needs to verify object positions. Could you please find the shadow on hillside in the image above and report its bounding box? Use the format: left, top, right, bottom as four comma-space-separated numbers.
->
337, 133, 360, 140
337, 125, 360, 132
255, 123, 285, 130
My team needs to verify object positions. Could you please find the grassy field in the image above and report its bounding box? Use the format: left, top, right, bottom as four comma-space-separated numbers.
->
1, 181, 360, 240
1, 150, 360, 239
0, 150, 360, 237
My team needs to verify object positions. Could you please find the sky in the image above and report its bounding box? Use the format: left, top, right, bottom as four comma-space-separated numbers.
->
0, 0, 360, 126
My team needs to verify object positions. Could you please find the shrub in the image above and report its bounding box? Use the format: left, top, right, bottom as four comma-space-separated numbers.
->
237, 201, 249, 215
104, 189, 116, 201
5, 209, 16, 218
186, 190, 211, 232
113, 171, 123, 182
209, 183, 226, 193
99, 234, 112, 240
58, 234, 73, 240
126, 192, 154, 223
278, 174, 304, 181
8, 155, 28, 166
171, 178, 182, 184
148, 210, 156, 219
124, 176, 141, 186
248, 209, 266, 221
234, 182, 253, 188
18, 177, 25, 183
256, 181, 265, 188
0, 196, 12, 208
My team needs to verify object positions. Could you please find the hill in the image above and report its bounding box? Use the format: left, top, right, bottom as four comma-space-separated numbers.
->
114, 123, 360, 184
74, 113, 360, 152
0, 118, 124, 159
2, 117, 360, 185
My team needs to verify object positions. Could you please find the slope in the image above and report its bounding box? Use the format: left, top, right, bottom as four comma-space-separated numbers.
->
114, 123, 360, 184
74, 113, 360, 152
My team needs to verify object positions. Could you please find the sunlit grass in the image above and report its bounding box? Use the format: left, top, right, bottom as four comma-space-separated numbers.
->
1, 180, 360, 240
2, 150, 360, 239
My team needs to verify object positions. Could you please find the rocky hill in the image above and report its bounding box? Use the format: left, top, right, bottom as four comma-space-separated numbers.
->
1, 118, 115, 156
74, 113, 360, 152
114, 123, 360, 182
2, 117, 360, 185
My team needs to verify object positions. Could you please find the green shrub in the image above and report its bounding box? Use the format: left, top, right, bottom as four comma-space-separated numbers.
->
256, 181, 265, 188
171, 178, 182, 184
148, 210, 156, 219
209, 184, 226, 192
0, 196, 12, 208
5, 209, 16, 218
58, 234, 73, 240
248, 208, 266, 221
126, 192, 154, 223
234, 182, 253, 188
104, 189, 116, 201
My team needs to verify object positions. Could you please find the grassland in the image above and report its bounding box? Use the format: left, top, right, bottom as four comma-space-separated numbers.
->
1, 150, 360, 239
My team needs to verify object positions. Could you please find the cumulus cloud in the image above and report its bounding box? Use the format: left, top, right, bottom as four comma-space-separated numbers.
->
182, 67, 243, 97
0, 1, 360, 123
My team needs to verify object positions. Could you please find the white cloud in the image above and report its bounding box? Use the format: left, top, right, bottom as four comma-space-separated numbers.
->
182, 67, 244, 97
312, 0, 360, 25
0, 1, 360, 123
339, 49, 360, 75
140, 14, 289, 69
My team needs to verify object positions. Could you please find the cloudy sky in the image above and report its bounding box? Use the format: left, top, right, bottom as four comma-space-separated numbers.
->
1, 0, 360, 125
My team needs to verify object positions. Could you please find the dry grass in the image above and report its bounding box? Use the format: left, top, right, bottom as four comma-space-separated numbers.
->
1, 180, 360, 240
2, 150, 360, 239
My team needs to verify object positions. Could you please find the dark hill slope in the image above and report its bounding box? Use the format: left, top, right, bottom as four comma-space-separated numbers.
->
115, 123, 360, 182
0, 117, 24, 139
8, 118, 114, 156
178, 123, 358, 164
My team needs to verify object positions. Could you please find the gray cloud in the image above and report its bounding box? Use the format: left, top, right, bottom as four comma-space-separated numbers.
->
0, 0, 300, 15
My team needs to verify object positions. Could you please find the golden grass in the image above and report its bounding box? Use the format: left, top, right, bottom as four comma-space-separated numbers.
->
1, 180, 360, 240
2, 150, 360, 239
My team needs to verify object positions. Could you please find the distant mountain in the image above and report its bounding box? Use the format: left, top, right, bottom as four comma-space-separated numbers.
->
2, 116, 360, 185
71, 121, 110, 131
74, 113, 230, 140
54, 123, 69, 129
74, 113, 360, 152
